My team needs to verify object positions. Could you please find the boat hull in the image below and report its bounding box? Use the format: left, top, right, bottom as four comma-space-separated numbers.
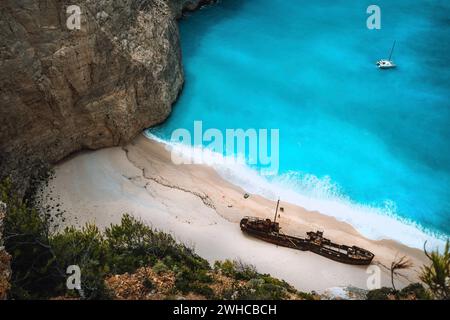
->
240, 223, 309, 251
307, 244, 374, 265
240, 218, 374, 265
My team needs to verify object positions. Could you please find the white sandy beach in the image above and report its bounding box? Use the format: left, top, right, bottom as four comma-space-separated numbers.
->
43, 134, 429, 293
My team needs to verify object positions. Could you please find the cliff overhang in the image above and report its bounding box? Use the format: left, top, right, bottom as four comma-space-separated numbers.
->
0, 0, 213, 192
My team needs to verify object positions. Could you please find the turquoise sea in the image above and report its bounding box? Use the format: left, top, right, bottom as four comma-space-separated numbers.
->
147, 0, 450, 248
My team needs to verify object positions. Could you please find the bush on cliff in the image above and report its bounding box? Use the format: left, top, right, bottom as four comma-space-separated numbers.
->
1, 178, 315, 300
213, 259, 308, 300
0, 178, 58, 298
49, 225, 112, 299
366, 283, 430, 300
1, 178, 212, 299
104, 215, 209, 275
420, 240, 450, 300
213, 259, 258, 281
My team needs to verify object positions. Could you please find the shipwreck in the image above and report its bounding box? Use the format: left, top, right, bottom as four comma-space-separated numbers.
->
240, 200, 374, 265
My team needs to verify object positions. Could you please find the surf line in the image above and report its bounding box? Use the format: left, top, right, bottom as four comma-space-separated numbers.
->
167, 120, 280, 176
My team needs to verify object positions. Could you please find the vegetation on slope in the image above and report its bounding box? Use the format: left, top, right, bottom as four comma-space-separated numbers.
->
0, 178, 312, 300
1, 178, 448, 300
420, 240, 450, 299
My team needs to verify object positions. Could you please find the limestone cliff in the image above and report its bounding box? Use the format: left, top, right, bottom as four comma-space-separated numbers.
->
0, 0, 211, 190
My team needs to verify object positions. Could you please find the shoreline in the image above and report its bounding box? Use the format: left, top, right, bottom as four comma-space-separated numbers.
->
145, 132, 447, 252
43, 134, 429, 293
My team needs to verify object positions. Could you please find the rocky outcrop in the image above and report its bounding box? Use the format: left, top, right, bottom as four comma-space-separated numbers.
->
0, 0, 211, 191
0, 202, 11, 300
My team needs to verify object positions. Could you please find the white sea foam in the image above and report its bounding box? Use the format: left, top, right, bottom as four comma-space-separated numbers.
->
144, 131, 447, 251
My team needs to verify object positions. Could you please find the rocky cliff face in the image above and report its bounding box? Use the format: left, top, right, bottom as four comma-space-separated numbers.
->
0, 0, 210, 190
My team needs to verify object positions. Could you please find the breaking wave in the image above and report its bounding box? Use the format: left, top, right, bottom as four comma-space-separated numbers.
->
144, 131, 447, 251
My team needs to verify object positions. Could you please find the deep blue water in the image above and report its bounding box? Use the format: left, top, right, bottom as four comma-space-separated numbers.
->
148, 0, 450, 246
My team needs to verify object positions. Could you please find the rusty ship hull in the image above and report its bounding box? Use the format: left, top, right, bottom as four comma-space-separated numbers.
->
240, 221, 309, 251
240, 217, 374, 265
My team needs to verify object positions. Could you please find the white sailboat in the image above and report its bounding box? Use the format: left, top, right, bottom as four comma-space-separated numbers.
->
376, 41, 397, 69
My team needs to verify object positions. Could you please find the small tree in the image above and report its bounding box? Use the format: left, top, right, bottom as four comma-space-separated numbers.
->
420, 240, 450, 300
390, 255, 413, 292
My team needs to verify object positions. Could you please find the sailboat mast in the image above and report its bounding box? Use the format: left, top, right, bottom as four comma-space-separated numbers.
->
389, 40, 396, 61
273, 199, 280, 222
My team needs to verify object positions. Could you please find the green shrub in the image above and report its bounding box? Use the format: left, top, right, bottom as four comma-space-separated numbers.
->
237, 278, 288, 300
153, 260, 169, 275
1, 178, 59, 299
420, 240, 450, 300
214, 260, 235, 276
195, 269, 213, 284
50, 224, 112, 299
1, 179, 212, 300
173, 264, 212, 296
367, 283, 430, 300
175, 266, 199, 292
398, 283, 430, 300
213, 259, 303, 300
214, 259, 258, 281
190, 283, 214, 299
1, 178, 307, 300
104, 215, 209, 274
174, 267, 192, 293
296, 291, 316, 300
366, 287, 394, 300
